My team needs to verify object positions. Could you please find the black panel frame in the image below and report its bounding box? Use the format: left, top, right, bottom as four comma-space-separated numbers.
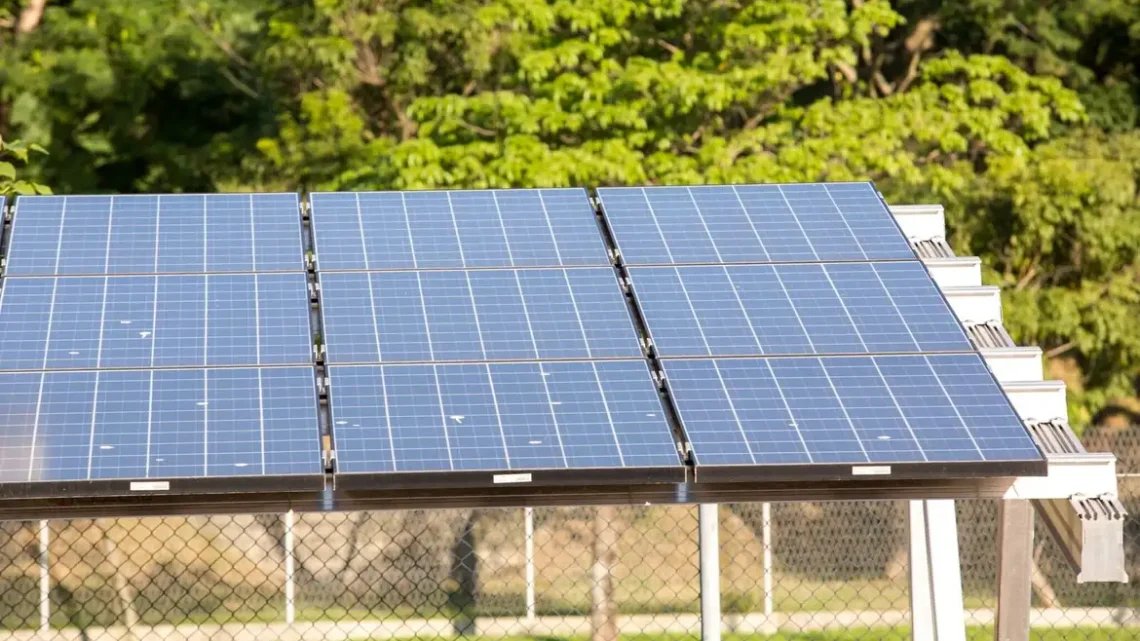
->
0, 472, 325, 501
692, 458, 1046, 484
0, 475, 1020, 521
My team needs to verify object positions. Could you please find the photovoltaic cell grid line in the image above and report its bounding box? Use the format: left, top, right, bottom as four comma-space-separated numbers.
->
0, 367, 320, 484
329, 360, 680, 475
0, 273, 312, 370
663, 354, 1042, 467
319, 267, 642, 364
596, 183, 917, 265
629, 262, 972, 357
4, 194, 305, 276
309, 189, 611, 271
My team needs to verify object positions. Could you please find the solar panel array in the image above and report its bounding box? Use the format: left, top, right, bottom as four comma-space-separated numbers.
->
597, 184, 1041, 477
0, 195, 322, 493
0, 183, 1044, 500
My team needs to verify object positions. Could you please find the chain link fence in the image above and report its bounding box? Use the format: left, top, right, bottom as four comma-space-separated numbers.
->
2, 429, 1139, 641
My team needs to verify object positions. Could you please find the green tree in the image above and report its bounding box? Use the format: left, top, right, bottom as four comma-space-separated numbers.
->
0, 136, 50, 196
1, 0, 271, 193
2, 0, 1138, 423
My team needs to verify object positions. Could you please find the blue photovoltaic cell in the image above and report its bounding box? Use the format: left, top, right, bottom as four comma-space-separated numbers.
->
5, 194, 303, 276
663, 354, 1041, 467
0, 273, 311, 370
330, 360, 680, 474
310, 189, 610, 270
319, 267, 641, 363
0, 278, 56, 369
628, 263, 970, 357
596, 183, 916, 265
0, 374, 38, 482
0, 367, 320, 483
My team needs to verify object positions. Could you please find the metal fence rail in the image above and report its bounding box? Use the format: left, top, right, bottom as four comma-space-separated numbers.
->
3, 430, 1140, 641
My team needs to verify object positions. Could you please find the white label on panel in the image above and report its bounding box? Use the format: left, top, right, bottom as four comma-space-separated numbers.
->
493, 473, 533, 484
130, 481, 170, 491
851, 466, 892, 476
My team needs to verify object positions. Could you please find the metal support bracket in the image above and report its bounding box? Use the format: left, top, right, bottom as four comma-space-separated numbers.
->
1034, 494, 1129, 583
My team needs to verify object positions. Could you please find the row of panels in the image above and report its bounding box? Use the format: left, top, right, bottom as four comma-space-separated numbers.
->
0, 354, 1042, 489
0, 261, 974, 374
2, 184, 915, 277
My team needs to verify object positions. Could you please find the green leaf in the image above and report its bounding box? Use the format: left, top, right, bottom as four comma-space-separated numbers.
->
12, 180, 37, 195
0, 162, 15, 180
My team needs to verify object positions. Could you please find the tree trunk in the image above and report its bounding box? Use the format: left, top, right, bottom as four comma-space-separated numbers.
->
16, 0, 47, 36
99, 521, 139, 641
449, 511, 479, 636
342, 511, 368, 590
1030, 541, 1059, 608
591, 505, 620, 641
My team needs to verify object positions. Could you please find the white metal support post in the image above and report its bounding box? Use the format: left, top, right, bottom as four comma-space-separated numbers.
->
525, 507, 536, 623
285, 510, 296, 625
994, 500, 1033, 641
909, 500, 966, 641
39, 520, 50, 634
699, 503, 721, 641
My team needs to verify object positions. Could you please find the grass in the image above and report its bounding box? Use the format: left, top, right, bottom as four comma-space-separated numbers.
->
350, 630, 1140, 641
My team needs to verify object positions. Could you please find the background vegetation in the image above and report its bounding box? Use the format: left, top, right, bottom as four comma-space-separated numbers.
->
0, 0, 1138, 426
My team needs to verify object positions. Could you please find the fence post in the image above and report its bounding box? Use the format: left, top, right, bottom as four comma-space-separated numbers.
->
762, 502, 773, 619
699, 503, 721, 641
525, 507, 536, 623
285, 510, 296, 625
909, 500, 966, 641
39, 520, 50, 634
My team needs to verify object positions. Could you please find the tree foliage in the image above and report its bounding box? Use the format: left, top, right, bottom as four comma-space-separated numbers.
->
1, 0, 1139, 424
0, 136, 50, 196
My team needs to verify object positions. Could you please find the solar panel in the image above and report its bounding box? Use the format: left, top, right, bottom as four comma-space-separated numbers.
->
4, 194, 304, 276
310, 189, 610, 271
0, 366, 321, 491
329, 359, 682, 486
629, 263, 971, 357
318, 267, 642, 364
596, 183, 916, 265
663, 354, 1042, 480
0, 273, 312, 370
0, 191, 322, 500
